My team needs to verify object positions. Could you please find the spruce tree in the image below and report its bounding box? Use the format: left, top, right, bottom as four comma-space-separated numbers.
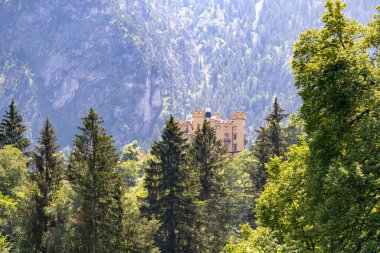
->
31, 118, 63, 253
144, 115, 196, 253
251, 99, 288, 193
190, 121, 227, 201
68, 108, 122, 253
189, 120, 229, 252
251, 126, 272, 192
0, 98, 30, 151
265, 98, 288, 157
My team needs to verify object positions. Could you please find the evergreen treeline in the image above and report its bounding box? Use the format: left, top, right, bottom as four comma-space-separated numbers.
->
0, 1, 379, 252
0, 103, 160, 252
0, 96, 295, 252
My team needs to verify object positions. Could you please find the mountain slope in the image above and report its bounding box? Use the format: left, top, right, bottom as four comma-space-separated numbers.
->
0, 0, 378, 149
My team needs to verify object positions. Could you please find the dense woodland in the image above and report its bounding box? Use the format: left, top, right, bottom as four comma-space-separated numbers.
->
1, 1, 380, 252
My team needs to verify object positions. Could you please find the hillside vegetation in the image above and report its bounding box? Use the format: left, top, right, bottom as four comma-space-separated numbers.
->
0, 0, 378, 149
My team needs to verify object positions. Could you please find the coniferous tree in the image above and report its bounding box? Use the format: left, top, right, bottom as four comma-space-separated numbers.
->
142, 155, 161, 218
189, 120, 229, 252
0, 98, 30, 151
31, 118, 63, 253
144, 115, 196, 253
68, 108, 122, 253
113, 172, 125, 253
251, 98, 288, 193
251, 126, 272, 192
265, 98, 288, 157
190, 121, 227, 201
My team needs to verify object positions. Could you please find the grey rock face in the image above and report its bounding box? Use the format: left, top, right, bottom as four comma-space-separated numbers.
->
0, 0, 377, 149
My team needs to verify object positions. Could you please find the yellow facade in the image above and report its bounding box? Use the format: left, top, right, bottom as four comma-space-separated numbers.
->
177, 110, 247, 158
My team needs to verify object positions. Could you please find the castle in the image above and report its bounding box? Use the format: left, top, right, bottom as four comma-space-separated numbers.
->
177, 110, 247, 158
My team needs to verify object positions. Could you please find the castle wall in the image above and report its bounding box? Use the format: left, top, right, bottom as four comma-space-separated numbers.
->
177, 110, 247, 158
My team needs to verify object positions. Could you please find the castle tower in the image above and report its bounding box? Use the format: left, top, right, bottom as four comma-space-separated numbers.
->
192, 109, 205, 130
231, 112, 247, 157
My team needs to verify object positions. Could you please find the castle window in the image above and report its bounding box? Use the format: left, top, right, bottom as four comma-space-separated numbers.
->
233, 134, 237, 140
233, 144, 237, 151
224, 133, 229, 138
225, 126, 229, 130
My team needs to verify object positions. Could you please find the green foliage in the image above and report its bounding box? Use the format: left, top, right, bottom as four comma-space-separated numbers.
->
224, 225, 280, 253
0, 99, 29, 151
251, 98, 290, 193
251, 126, 271, 192
0, 146, 27, 196
282, 114, 306, 147
13, 180, 39, 253
118, 159, 143, 187
0, 234, 11, 253
265, 98, 288, 157
30, 118, 65, 252
0, 145, 27, 251
120, 140, 142, 162
224, 150, 257, 228
292, 0, 380, 251
144, 115, 197, 252
251, 1, 380, 252
118, 141, 144, 187
293, 0, 371, 139
44, 181, 75, 253
367, 6, 380, 81
189, 120, 230, 251
0, 145, 35, 252
256, 141, 313, 251
0, 2, 379, 252
121, 182, 159, 253
189, 121, 228, 201
68, 108, 123, 252
0, 192, 17, 250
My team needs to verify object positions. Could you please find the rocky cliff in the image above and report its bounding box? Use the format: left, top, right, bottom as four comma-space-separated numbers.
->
0, 0, 378, 149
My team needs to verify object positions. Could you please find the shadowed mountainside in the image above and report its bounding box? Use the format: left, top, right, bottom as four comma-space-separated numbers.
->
0, 0, 378, 149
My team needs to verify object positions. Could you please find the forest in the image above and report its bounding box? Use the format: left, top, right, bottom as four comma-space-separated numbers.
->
1, 0, 380, 252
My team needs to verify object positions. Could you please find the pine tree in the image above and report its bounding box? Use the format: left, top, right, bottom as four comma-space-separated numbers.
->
68, 108, 122, 253
189, 120, 229, 252
31, 118, 63, 253
0, 98, 30, 151
144, 115, 196, 253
